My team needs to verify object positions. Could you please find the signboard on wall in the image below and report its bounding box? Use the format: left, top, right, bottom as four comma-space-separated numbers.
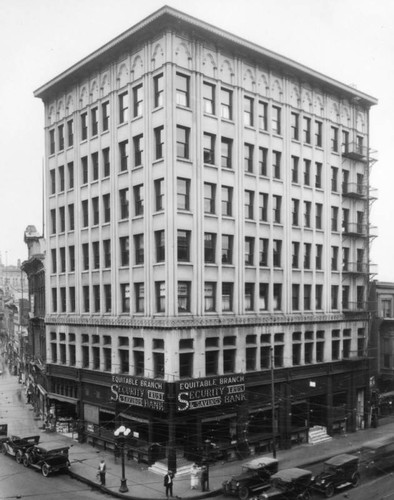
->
176, 374, 246, 412
110, 375, 167, 412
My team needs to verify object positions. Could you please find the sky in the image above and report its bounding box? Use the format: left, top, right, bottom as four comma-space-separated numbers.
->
0, 0, 393, 279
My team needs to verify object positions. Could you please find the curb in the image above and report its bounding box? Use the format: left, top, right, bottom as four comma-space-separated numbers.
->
69, 470, 221, 500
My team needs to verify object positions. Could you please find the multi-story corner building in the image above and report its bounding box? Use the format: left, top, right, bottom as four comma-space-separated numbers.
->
34, 6, 377, 464
21, 225, 48, 418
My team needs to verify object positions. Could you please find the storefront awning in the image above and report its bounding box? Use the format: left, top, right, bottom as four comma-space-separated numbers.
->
48, 392, 78, 405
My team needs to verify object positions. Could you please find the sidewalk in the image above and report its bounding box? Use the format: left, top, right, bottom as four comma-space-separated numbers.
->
4, 369, 394, 500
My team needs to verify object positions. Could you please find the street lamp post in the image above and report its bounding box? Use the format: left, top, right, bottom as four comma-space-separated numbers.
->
114, 425, 131, 493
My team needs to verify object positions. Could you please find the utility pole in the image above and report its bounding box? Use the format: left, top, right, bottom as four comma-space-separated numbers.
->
270, 346, 276, 458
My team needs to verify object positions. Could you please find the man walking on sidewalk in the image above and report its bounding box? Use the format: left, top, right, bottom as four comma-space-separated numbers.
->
98, 459, 106, 486
164, 470, 174, 498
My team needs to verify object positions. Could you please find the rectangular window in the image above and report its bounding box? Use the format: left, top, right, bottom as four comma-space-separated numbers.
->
259, 147, 268, 176
177, 230, 190, 262
134, 234, 144, 265
221, 186, 233, 216
204, 183, 215, 214
203, 82, 215, 114
243, 96, 254, 126
222, 234, 233, 264
119, 140, 129, 171
221, 137, 232, 168
304, 201, 311, 228
104, 284, 111, 312
259, 192, 268, 222
49, 129, 55, 154
81, 112, 87, 141
303, 116, 311, 143
273, 195, 281, 223
69, 245, 75, 271
316, 285, 323, 309
331, 166, 338, 192
315, 162, 322, 188
102, 101, 110, 132
134, 184, 144, 216
331, 285, 339, 310
58, 125, 64, 151
244, 190, 254, 219
119, 92, 128, 124
258, 101, 268, 130
331, 246, 338, 271
155, 178, 165, 211
316, 244, 323, 270
176, 73, 189, 107
178, 281, 191, 312
91, 107, 98, 136
50, 209, 56, 234
135, 283, 145, 313
274, 284, 282, 310
244, 143, 254, 173
60, 247, 66, 273
316, 203, 323, 229
103, 240, 111, 268
331, 206, 338, 232
259, 238, 268, 267
120, 236, 130, 266
272, 106, 281, 134
292, 284, 300, 311
69, 286, 75, 312
155, 230, 165, 262
206, 348, 219, 376
304, 284, 312, 310
221, 88, 232, 119
51, 249, 57, 273
245, 237, 254, 265
315, 120, 322, 147
103, 193, 110, 223
81, 156, 88, 184
93, 285, 100, 313
133, 134, 143, 167
67, 120, 73, 147
273, 151, 281, 179
292, 242, 299, 268
82, 243, 89, 270
292, 198, 299, 226
119, 188, 129, 219
120, 283, 130, 313
92, 152, 99, 181
203, 133, 215, 164
177, 178, 190, 211
259, 283, 268, 310
154, 126, 164, 160
331, 126, 338, 152
59, 206, 65, 232
83, 285, 90, 312
291, 156, 299, 183
273, 239, 282, 267
291, 112, 299, 140
303, 159, 311, 185
156, 281, 165, 313
176, 126, 189, 159
342, 130, 349, 153
342, 285, 350, 309
67, 161, 74, 189
92, 241, 100, 269
222, 282, 233, 312
154, 74, 164, 107
245, 283, 254, 311
304, 243, 311, 269
103, 147, 110, 177
204, 283, 216, 312
92, 197, 99, 225
82, 200, 88, 227
133, 84, 143, 117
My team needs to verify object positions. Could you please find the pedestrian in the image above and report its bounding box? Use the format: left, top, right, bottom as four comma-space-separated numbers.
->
190, 463, 199, 489
164, 470, 174, 498
201, 464, 209, 492
98, 459, 106, 486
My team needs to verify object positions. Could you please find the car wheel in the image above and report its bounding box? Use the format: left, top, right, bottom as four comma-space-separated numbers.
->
239, 486, 250, 500
23, 455, 30, 467
1, 444, 6, 455
16, 451, 23, 464
41, 464, 49, 477
351, 472, 360, 487
325, 484, 335, 498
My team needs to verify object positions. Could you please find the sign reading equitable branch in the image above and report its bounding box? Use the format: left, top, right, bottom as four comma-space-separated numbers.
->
176, 374, 246, 411
110, 375, 167, 412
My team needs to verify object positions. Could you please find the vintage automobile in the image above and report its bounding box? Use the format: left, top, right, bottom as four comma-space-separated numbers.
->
0, 435, 40, 463
312, 453, 360, 497
222, 457, 279, 500
359, 434, 394, 474
252, 468, 313, 500
22, 442, 70, 477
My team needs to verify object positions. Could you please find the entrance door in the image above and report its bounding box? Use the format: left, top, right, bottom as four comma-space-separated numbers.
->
309, 394, 327, 427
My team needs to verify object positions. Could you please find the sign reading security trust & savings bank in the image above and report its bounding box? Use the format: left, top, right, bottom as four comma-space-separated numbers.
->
111, 375, 167, 412
176, 374, 245, 411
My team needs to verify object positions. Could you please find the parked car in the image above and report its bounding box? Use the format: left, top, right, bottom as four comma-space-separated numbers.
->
312, 453, 360, 497
0, 435, 40, 463
22, 442, 70, 477
252, 468, 313, 500
222, 457, 279, 500
359, 434, 394, 474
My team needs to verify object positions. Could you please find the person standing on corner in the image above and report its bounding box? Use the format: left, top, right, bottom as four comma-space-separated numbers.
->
190, 463, 199, 489
98, 458, 106, 486
164, 470, 174, 498
201, 464, 209, 492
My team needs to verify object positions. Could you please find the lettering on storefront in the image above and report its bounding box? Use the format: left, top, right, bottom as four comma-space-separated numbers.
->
176, 375, 246, 412
110, 375, 166, 412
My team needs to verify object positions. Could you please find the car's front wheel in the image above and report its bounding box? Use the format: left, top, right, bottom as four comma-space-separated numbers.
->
41, 464, 50, 477
351, 472, 360, 487
239, 486, 250, 500
325, 484, 335, 498
23, 455, 30, 467
15, 450, 23, 464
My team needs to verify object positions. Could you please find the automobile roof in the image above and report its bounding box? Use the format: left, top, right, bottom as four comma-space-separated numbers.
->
244, 457, 279, 469
324, 454, 359, 466
35, 442, 69, 451
271, 468, 312, 481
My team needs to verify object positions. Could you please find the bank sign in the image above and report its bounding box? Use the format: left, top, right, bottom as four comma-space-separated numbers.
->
176, 374, 245, 412
110, 375, 166, 412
